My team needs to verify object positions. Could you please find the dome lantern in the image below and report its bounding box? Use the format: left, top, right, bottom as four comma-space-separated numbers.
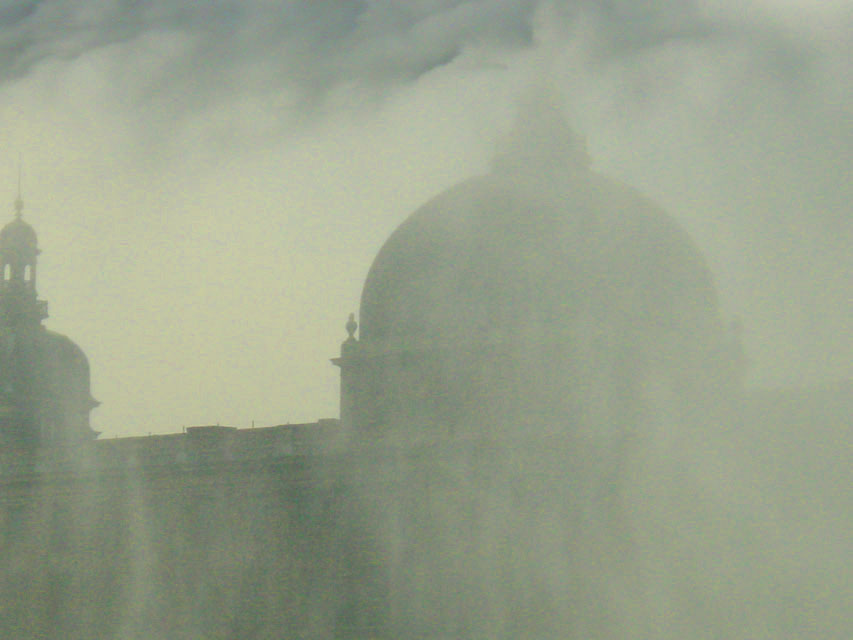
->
0, 192, 45, 325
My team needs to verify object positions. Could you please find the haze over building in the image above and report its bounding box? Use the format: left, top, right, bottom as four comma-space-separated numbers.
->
0, 1, 849, 437
0, 99, 849, 638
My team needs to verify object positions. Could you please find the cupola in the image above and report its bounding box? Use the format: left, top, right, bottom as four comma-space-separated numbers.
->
0, 195, 46, 325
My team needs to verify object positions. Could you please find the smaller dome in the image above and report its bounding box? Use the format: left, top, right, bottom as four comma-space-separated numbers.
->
0, 217, 38, 251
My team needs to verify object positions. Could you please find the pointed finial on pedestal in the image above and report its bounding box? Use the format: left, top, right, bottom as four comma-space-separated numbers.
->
345, 313, 358, 341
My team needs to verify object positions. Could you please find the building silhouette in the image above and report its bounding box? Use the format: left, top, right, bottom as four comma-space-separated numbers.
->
0, 106, 848, 639
0, 194, 98, 448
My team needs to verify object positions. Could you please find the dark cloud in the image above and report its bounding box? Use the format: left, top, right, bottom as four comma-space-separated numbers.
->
0, 1, 535, 103
0, 1, 843, 135
0, 1, 38, 27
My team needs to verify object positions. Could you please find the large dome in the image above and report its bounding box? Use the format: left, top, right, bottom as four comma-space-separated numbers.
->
340, 101, 735, 437
360, 169, 720, 348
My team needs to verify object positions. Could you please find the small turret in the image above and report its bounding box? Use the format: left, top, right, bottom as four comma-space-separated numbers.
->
0, 187, 47, 326
0, 183, 97, 448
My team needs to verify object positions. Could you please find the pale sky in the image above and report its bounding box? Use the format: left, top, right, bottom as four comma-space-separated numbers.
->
0, 1, 848, 437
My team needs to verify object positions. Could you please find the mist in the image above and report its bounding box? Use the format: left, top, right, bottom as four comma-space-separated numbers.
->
0, 0, 846, 433
0, 1, 849, 638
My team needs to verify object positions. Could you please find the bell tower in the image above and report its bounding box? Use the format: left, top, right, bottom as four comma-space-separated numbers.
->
0, 188, 47, 327
0, 183, 98, 448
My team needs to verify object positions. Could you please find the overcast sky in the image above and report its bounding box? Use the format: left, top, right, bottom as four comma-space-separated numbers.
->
0, 0, 849, 437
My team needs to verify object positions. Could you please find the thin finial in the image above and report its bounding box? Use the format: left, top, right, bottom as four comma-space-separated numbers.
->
14, 157, 23, 218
